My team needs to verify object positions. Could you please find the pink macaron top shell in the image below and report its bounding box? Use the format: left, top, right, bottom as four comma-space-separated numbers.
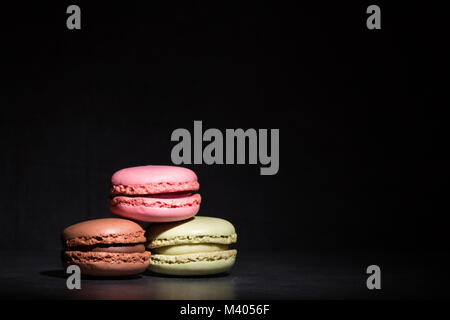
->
110, 165, 199, 195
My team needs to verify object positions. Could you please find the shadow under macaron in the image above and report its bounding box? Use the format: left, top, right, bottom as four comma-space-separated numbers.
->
143, 269, 230, 278
40, 269, 143, 280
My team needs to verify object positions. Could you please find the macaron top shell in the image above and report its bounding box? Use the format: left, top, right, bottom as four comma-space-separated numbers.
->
62, 218, 146, 247
147, 216, 237, 248
111, 165, 199, 195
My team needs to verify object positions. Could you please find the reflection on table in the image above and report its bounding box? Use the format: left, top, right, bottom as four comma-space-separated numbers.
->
66, 272, 236, 300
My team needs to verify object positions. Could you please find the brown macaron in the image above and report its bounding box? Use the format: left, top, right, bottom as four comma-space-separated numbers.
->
62, 218, 151, 277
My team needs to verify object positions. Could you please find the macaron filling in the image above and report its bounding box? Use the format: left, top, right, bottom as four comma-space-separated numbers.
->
110, 181, 200, 196
121, 191, 194, 198
148, 233, 237, 248
65, 243, 146, 253
153, 244, 229, 255
110, 193, 201, 209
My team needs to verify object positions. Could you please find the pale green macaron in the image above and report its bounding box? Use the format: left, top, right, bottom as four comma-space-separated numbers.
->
146, 216, 237, 276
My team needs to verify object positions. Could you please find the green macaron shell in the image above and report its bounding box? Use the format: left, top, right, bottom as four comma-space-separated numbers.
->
146, 216, 237, 248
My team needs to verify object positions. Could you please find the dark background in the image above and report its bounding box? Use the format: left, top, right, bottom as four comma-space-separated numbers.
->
0, 1, 447, 257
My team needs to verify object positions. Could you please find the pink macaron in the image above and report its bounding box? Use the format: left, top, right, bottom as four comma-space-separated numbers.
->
109, 165, 201, 222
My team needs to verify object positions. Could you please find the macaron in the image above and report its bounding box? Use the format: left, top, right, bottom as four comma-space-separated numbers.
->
146, 216, 237, 276
61, 218, 151, 277
109, 165, 201, 222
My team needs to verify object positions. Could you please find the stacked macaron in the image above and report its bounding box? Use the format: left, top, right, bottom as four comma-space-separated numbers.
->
109, 166, 201, 222
61, 165, 237, 277
146, 216, 237, 276
62, 218, 150, 277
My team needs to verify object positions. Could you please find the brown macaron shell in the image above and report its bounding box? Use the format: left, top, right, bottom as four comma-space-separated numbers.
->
61, 218, 150, 277
62, 218, 147, 247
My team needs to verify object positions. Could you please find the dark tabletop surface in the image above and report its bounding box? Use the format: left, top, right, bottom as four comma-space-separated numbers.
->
0, 250, 448, 300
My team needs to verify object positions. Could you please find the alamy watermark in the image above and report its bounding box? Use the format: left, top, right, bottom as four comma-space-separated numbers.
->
66, 265, 81, 290
366, 5, 381, 30
366, 265, 381, 290
66, 5, 81, 30
170, 121, 279, 175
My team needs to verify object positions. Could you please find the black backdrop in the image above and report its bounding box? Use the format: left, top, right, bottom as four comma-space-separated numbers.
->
0, 2, 447, 255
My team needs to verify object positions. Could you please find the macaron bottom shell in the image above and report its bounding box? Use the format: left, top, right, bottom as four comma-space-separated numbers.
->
63, 251, 151, 277
148, 250, 237, 276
